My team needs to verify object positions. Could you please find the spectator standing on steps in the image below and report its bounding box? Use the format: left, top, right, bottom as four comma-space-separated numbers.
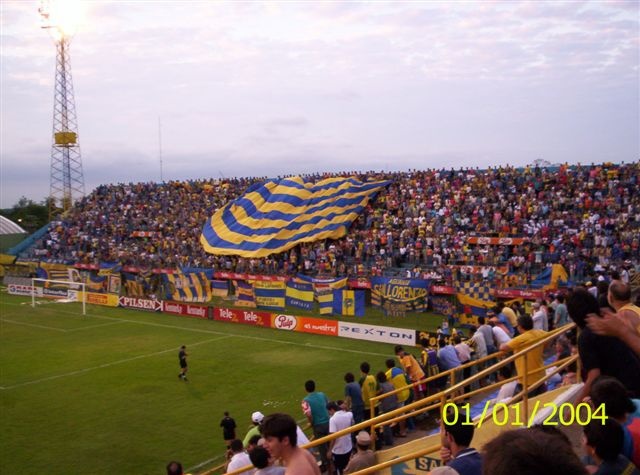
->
301, 380, 330, 473
327, 401, 354, 475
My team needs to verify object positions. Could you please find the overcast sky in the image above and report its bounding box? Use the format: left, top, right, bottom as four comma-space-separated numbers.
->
1, 0, 638, 208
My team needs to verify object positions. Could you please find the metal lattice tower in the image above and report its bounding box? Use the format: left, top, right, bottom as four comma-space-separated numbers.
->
40, 1, 85, 219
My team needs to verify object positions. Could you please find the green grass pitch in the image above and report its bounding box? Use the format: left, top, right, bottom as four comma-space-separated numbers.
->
0, 292, 441, 474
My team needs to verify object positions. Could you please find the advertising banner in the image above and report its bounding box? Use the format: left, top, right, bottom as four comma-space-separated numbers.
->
212, 307, 272, 327
296, 317, 339, 336
338, 321, 416, 346
271, 314, 339, 337
118, 296, 162, 312
494, 288, 544, 299
348, 278, 371, 289
466, 236, 528, 245
273, 314, 298, 331
8, 283, 35, 296
162, 302, 210, 319
430, 285, 456, 295
84, 292, 119, 307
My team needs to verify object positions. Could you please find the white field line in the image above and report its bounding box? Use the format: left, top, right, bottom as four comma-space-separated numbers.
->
1, 318, 68, 332
0, 315, 125, 333
2, 301, 391, 357
67, 321, 126, 332
0, 336, 231, 390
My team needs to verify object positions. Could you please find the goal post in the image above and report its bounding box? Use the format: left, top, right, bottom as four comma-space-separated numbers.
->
31, 278, 87, 315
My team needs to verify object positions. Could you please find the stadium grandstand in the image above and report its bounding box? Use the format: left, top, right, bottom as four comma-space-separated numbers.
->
2, 161, 640, 475
13, 162, 640, 281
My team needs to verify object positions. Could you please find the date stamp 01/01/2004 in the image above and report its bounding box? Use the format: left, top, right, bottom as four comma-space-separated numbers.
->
442, 401, 607, 428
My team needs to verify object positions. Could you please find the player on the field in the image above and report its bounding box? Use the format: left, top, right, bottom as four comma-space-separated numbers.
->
178, 345, 188, 381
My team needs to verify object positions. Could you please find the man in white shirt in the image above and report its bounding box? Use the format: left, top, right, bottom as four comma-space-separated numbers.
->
531, 302, 547, 331
227, 439, 256, 474
490, 320, 511, 347
327, 401, 354, 475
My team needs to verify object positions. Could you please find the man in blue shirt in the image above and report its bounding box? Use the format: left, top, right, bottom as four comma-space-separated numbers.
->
437, 338, 461, 372
439, 405, 483, 475
343, 372, 365, 424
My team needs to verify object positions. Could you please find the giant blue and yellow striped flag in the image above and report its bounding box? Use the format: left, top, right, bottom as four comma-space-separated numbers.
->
200, 176, 389, 257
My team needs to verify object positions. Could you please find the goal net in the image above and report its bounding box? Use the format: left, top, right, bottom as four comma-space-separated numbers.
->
31, 278, 87, 315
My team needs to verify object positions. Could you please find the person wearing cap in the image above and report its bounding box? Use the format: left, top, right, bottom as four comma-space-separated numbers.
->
243, 411, 265, 448
344, 431, 376, 474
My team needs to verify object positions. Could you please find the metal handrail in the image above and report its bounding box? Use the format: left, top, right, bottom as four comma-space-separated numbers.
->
213, 322, 576, 475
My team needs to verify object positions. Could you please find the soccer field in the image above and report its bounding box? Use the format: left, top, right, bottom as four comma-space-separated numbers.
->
0, 292, 419, 474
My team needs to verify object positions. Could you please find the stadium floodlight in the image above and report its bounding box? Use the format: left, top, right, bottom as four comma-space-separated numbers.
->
31, 278, 86, 316
39, 0, 86, 219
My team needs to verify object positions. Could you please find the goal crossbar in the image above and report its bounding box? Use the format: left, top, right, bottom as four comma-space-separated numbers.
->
31, 278, 87, 315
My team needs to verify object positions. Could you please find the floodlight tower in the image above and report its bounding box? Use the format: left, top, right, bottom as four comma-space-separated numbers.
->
39, 0, 85, 219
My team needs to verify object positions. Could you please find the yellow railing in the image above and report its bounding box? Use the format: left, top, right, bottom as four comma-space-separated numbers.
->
211, 323, 576, 475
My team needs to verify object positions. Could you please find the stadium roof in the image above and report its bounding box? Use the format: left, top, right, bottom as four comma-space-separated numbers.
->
0, 215, 26, 235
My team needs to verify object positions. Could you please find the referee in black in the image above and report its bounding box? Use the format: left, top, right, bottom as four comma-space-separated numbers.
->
178, 345, 188, 381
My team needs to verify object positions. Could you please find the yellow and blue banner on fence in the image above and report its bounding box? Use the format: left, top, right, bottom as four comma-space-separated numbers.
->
371, 277, 428, 311
164, 272, 212, 303
286, 281, 314, 311
332, 289, 365, 316
253, 280, 286, 310
211, 280, 229, 298
234, 280, 256, 308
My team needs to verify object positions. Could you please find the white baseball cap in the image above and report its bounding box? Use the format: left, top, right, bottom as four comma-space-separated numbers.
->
251, 411, 264, 423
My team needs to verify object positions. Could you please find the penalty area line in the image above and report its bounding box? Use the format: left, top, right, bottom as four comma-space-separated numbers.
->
0, 335, 232, 391
0, 318, 68, 332
3, 301, 392, 357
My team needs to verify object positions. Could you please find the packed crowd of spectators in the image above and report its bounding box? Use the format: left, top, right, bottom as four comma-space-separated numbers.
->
28, 162, 639, 283
208, 279, 640, 474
